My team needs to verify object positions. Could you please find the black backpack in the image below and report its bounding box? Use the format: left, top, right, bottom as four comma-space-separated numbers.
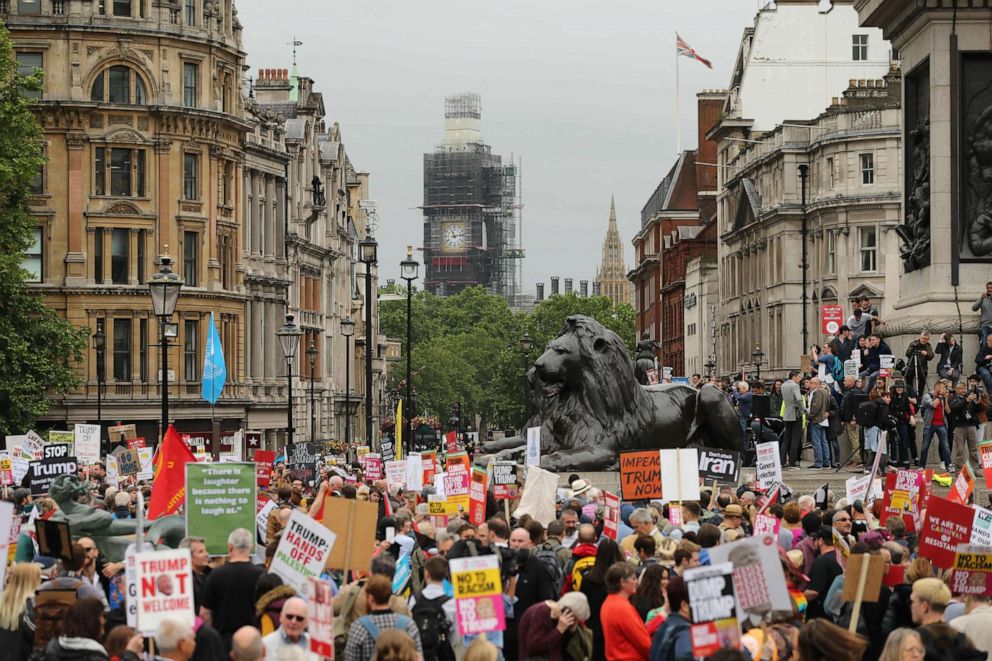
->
411, 591, 455, 661
534, 543, 565, 595
855, 400, 878, 427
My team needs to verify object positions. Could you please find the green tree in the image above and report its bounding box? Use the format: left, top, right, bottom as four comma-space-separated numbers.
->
0, 26, 87, 436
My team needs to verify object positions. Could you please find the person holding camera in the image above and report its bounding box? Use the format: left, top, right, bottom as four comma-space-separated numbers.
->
976, 334, 992, 394
971, 281, 992, 346
949, 381, 982, 471
904, 330, 934, 400
920, 381, 953, 472
935, 333, 963, 385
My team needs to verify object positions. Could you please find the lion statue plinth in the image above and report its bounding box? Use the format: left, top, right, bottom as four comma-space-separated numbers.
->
482, 315, 742, 471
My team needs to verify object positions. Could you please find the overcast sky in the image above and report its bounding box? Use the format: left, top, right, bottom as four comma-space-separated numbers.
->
238, 0, 763, 294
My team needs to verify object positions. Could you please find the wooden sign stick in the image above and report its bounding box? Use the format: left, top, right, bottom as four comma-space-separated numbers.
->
848, 554, 871, 634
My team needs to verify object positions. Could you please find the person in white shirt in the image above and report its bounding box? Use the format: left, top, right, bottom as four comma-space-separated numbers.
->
950, 594, 992, 656
262, 597, 317, 660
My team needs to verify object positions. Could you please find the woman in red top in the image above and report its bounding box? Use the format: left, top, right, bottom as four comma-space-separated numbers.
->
600, 562, 651, 661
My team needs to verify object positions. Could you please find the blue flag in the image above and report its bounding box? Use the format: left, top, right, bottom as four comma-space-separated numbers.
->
202, 311, 226, 405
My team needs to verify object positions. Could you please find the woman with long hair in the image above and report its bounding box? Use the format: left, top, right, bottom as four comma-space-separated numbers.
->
797, 618, 867, 661
0, 562, 42, 661
44, 597, 109, 661
372, 629, 418, 661
630, 564, 667, 622
580, 539, 624, 661
879, 628, 925, 661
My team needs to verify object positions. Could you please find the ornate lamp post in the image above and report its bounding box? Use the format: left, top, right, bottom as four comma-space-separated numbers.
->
359, 235, 378, 448
399, 245, 419, 456
704, 358, 716, 379
276, 314, 303, 446
341, 317, 355, 445
751, 346, 765, 382
147, 254, 182, 439
520, 332, 534, 421
92, 325, 105, 427
307, 340, 318, 442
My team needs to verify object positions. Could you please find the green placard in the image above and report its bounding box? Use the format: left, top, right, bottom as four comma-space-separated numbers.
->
185, 462, 257, 555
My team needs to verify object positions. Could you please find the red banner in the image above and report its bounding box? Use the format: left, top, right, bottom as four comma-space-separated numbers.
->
254, 450, 276, 488
979, 442, 992, 489
603, 491, 620, 540
444, 431, 459, 454
821, 304, 844, 335
919, 495, 974, 569
468, 468, 487, 526
948, 463, 976, 505
879, 469, 929, 533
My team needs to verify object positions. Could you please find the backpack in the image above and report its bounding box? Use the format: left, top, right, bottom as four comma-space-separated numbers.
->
569, 555, 596, 592
356, 614, 413, 643
411, 591, 456, 661
855, 400, 878, 427
33, 581, 83, 651
333, 583, 362, 659
534, 544, 565, 595
829, 356, 845, 384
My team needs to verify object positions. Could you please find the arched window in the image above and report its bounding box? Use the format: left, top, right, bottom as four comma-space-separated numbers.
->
91, 65, 147, 105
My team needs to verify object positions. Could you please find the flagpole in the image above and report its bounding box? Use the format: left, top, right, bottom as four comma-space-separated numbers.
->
675, 32, 681, 155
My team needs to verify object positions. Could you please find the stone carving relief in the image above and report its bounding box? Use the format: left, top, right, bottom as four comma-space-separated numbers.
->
103, 128, 144, 144
964, 55, 992, 259
901, 61, 930, 272
104, 201, 141, 216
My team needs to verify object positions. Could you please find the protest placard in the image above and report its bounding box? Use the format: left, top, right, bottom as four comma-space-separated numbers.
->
124, 541, 156, 628
118, 448, 141, 476
28, 456, 79, 496
468, 468, 487, 526
444, 468, 470, 516
444, 431, 458, 454
428, 495, 448, 529
948, 462, 976, 505
108, 424, 137, 443
951, 546, 992, 596
972, 506, 992, 547
513, 465, 558, 526
134, 548, 195, 634
0, 501, 13, 587
43, 443, 72, 460
385, 460, 406, 491
705, 534, 793, 628
127, 437, 146, 450
669, 505, 684, 527
660, 448, 701, 501
48, 429, 74, 449
491, 461, 518, 500
685, 562, 740, 658
256, 498, 276, 545
287, 442, 318, 486
603, 491, 620, 540
356, 445, 370, 467
697, 447, 741, 484
137, 446, 153, 480
755, 442, 782, 490
270, 510, 337, 594
0, 453, 12, 486
980, 441, 992, 488
321, 497, 378, 573
307, 578, 335, 658
446, 451, 470, 473
840, 554, 886, 603
619, 450, 662, 501
526, 426, 541, 467
845, 474, 873, 505
24, 430, 45, 460
4, 434, 27, 453
422, 451, 437, 485
920, 496, 975, 569
753, 513, 780, 538
379, 437, 395, 462
450, 554, 505, 636
405, 453, 423, 491
185, 463, 256, 555
253, 450, 276, 487
844, 359, 859, 377
879, 469, 928, 532
364, 453, 383, 481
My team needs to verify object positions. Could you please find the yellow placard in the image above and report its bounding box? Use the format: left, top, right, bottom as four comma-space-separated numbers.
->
453, 568, 501, 598
429, 499, 447, 515
889, 490, 911, 511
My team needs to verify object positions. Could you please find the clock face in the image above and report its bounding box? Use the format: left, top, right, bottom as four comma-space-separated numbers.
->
441, 223, 467, 251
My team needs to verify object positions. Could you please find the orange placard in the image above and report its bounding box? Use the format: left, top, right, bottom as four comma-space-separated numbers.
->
619, 450, 662, 501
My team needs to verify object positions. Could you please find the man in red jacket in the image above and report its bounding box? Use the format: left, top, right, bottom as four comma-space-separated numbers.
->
600, 563, 651, 660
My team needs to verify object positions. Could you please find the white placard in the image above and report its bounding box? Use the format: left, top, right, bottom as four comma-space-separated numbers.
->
73, 424, 102, 465
433, 472, 447, 498
24, 430, 44, 460
4, 435, 27, 452
137, 446, 154, 480
972, 506, 992, 547
0, 501, 13, 588
125, 541, 156, 629
229, 429, 243, 461
134, 548, 195, 634
385, 460, 406, 491
755, 441, 782, 490
269, 510, 337, 595
526, 427, 541, 467
844, 360, 859, 378
405, 453, 423, 492
659, 448, 701, 502
256, 498, 277, 545
105, 453, 119, 484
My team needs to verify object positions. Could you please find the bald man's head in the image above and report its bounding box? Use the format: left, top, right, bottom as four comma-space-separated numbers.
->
230, 626, 263, 661
577, 524, 597, 544
280, 597, 309, 642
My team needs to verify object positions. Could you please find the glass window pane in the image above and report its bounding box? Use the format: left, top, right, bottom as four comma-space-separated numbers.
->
184, 0, 195, 25
95, 147, 106, 195
111, 228, 128, 284
113, 0, 130, 16
21, 227, 42, 282
135, 75, 146, 105
137, 229, 145, 284
91, 74, 104, 102
113, 318, 132, 381
94, 227, 103, 282
184, 320, 198, 381
18, 0, 41, 15
184, 153, 197, 199
16, 53, 42, 99
183, 63, 197, 107
184, 231, 197, 286
108, 66, 130, 104
110, 148, 131, 196
136, 150, 146, 197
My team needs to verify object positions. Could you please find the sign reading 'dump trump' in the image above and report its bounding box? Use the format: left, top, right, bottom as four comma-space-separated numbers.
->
697, 447, 740, 483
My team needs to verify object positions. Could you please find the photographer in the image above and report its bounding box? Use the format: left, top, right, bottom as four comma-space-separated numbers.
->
904, 330, 934, 399
967, 373, 991, 440
949, 382, 982, 471
888, 381, 917, 468
920, 381, 953, 472
976, 334, 992, 394
859, 390, 895, 472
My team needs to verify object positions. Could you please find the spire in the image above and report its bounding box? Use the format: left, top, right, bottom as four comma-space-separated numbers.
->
609, 193, 617, 227
288, 37, 302, 102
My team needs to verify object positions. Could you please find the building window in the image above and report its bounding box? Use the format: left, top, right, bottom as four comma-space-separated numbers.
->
139, 317, 148, 382
15, 52, 43, 99
136, 229, 146, 284
183, 153, 198, 200
17, 0, 41, 15
860, 153, 875, 185
184, 319, 198, 382
113, 0, 131, 16
94, 227, 104, 282
113, 318, 132, 381
183, 63, 198, 107
22, 226, 42, 282
184, 0, 195, 25
95, 147, 146, 197
30, 162, 44, 194
111, 228, 128, 284
183, 231, 198, 286
826, 230, 836, 275
826, 157, 834, 190
859, 226, 877, 272
853, 34, 868, 61
90, 66, 147, 105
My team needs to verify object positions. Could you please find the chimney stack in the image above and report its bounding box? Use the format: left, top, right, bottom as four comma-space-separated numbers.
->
536, 282, 544, 301
593, 282, 601, 297
564, 278, 573, 294
550, 277, 560, 296
580, 280, 588, 297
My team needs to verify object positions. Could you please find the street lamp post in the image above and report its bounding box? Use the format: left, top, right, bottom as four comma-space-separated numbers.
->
276, 314, 303, 446
92, 325, 105, 426
400, 245, 419, 457
520, 332, 533, 422
341, 317, 355, 446
751, 346, 765, 382
147, 254, 183, 439
307, 341, 318, 443
360, 235, 378, 448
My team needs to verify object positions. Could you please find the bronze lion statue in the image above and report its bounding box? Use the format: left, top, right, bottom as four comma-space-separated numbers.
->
483, 315, 742, 471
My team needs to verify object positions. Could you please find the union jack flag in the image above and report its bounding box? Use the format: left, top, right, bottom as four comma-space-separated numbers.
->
677, 33, 713, 69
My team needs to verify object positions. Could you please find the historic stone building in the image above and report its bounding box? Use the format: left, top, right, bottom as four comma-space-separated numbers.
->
594, 196, 632, 308
7, 0, 252, 445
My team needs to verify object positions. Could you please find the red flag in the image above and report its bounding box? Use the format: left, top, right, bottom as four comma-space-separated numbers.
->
677, 33, 713, 69
147, 424, 196, 519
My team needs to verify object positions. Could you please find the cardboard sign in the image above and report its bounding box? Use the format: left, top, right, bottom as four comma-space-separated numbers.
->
36, 519, 73, 561
364, 453, 383, 481
270, 510, 337, 595
118, 448, 141, 476
320, 497, 378, 573
134, 549, 195, 634
108, 424, 137, 442
28, 457, 79, 496
385, 460, 406, 491
428, 495, 449, 530
972, 506, 992, 546
951, 546, 992, 596
755, 442, 782, 490
468, 468, 487, 526
185, 463, 257, 555
821, 304, 844, 335
840, 553, 886, 603
660, 448, 701, 501
526, 426, 541, 467
24, 430, 45, 460
491, 461, 517, 500
307, 578, 335, 659
619, 450, 662, 501
920, 496, 975, 569
979, 441, 992, 489
48, 429, 74, 446
603, 491, 620, 540
287, 442, 318, 486
753, 513, 780, 538
948, 462, 976, 505
254, 450, 276, 487
686, 562, 740, 658
705, 535, 794, 628
697, 447, 741, 484
450, 554, 505, 636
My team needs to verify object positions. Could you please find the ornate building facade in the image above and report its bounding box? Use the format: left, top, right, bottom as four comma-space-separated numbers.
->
594, 196, 632, 308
